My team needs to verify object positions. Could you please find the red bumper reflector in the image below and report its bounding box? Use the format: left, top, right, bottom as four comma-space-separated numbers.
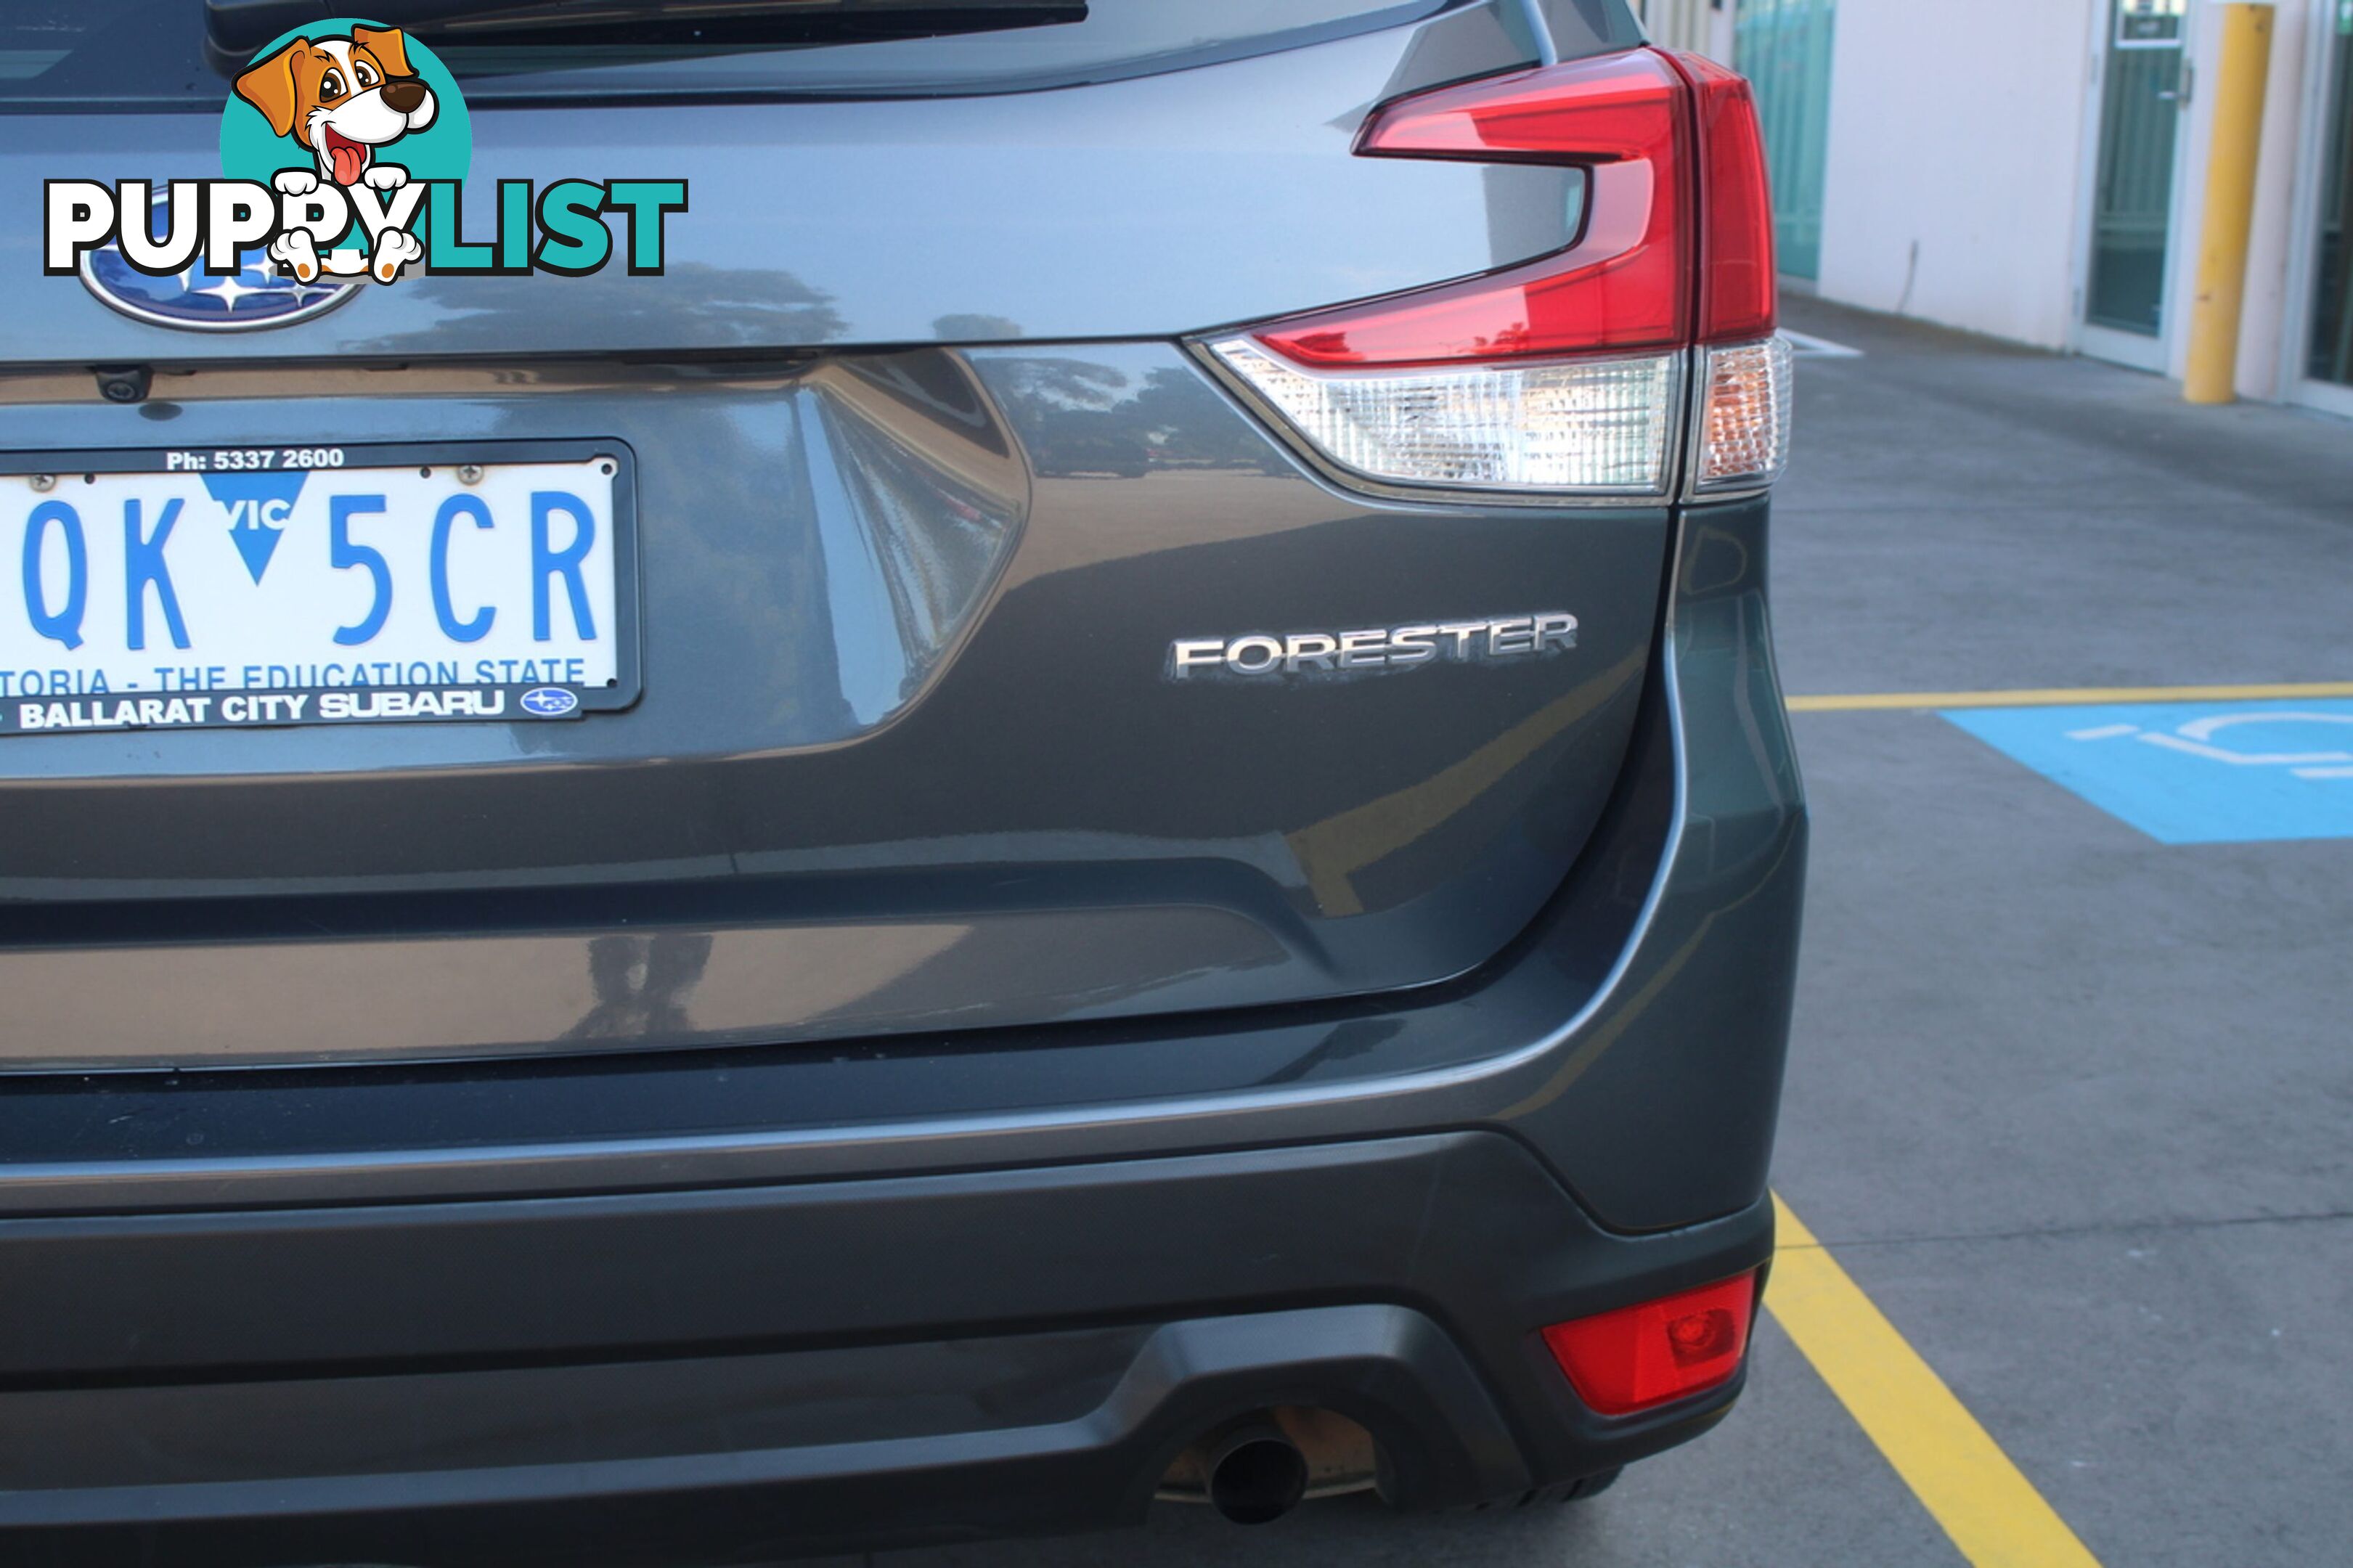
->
1541, 1271, 1758, 1416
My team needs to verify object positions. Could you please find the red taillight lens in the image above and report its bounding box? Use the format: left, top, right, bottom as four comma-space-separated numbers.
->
1670, 51, 1778, 343
1260, 49, 1691, 367
1244, 46, 1779, 369
1353, 46, 1687, 163
1541, 1272, 1758, 1416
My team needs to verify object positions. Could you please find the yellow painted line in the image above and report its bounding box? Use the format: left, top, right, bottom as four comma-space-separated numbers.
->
1789, 681, 2353, 712
1768, 1195, 2103, 1568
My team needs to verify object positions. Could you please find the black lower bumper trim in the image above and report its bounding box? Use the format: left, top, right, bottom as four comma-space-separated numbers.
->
7, 1308, 1521, 1565
0, 1132, 1768, 1564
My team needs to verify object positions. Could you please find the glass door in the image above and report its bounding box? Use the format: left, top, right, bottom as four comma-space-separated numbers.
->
2081, 0, 2192, 369
1736, 0, 1838, 282
2300, 0, 2353, 399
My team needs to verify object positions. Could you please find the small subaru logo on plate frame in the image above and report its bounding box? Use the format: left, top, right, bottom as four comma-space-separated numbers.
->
520, 687, 581, 718
79, 193, 359, 333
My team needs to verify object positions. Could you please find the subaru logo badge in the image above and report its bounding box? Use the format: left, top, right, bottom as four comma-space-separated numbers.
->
520, 687, 581, 718
78, 193, 359, 332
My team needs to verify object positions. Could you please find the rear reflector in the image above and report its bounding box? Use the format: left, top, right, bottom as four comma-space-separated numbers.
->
1210, 340, 1676, 493
1692, 335, 1793, 492
1541, 1271, 1758, 1416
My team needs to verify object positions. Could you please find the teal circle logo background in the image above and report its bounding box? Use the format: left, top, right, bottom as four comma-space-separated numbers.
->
219, 18, 471, 185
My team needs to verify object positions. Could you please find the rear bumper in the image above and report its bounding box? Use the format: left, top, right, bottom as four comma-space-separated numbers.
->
0, 497, 1802, 1561
3, 1134, 1767, 1566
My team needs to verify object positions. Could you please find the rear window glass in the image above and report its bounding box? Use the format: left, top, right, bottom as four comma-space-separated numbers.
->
0, 0, 1463, 111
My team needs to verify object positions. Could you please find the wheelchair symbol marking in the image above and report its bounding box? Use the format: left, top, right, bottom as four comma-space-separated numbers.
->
2068, 711, 2353, 780
1944, 698, 2353, 843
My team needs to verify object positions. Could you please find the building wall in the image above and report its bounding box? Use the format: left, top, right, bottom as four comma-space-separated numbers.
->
1812, 0, 2100, 349
1798, 0, 2330, 404
1637, 0, 1738, 61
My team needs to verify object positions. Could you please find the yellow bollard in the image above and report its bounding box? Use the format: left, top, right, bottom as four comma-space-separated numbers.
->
2182, 1, 2275, 404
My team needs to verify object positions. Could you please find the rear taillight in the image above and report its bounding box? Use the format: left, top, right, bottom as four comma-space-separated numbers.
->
1269, 49, 1692, 367
1207, 341, 1678, 492
1203, 46, 1787, 499
1679, 51, 1778, 344
1541, 1271, 1760, 1416
1694, 335, 1793, 491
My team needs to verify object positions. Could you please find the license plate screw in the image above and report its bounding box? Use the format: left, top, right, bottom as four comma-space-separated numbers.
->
457, 464, 484, 486
28, 474, 55, 493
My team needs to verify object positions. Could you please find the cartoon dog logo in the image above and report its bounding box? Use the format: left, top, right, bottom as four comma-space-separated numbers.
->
235, 25, 436, 190
234, 25, 435, 282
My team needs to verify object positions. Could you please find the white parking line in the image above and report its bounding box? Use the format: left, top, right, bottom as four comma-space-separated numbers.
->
1782, 329, 1864, 359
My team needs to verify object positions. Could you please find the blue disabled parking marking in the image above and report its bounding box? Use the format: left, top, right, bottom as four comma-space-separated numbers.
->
1944, 700, 2353, 844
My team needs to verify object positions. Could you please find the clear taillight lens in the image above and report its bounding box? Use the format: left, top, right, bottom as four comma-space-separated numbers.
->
1210, 339, 1676, 494
1692, 335, 1793, 492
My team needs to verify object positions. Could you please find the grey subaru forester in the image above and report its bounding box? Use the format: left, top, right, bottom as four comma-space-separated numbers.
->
0, 1, 1803, 1561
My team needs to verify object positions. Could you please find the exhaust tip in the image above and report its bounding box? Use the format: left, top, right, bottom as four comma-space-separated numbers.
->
1205, 1423, 1308, 1525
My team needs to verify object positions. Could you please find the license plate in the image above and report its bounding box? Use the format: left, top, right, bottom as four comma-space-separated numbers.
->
1, 441, 638, 736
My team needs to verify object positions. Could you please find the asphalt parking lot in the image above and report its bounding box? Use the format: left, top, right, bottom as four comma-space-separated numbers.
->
832, 298, 2353, 1567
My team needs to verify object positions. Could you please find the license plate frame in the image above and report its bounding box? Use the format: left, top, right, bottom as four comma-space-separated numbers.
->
0, 438, 642, 736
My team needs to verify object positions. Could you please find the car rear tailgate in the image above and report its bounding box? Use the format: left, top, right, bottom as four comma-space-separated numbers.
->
0, 2, 1673, 1068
